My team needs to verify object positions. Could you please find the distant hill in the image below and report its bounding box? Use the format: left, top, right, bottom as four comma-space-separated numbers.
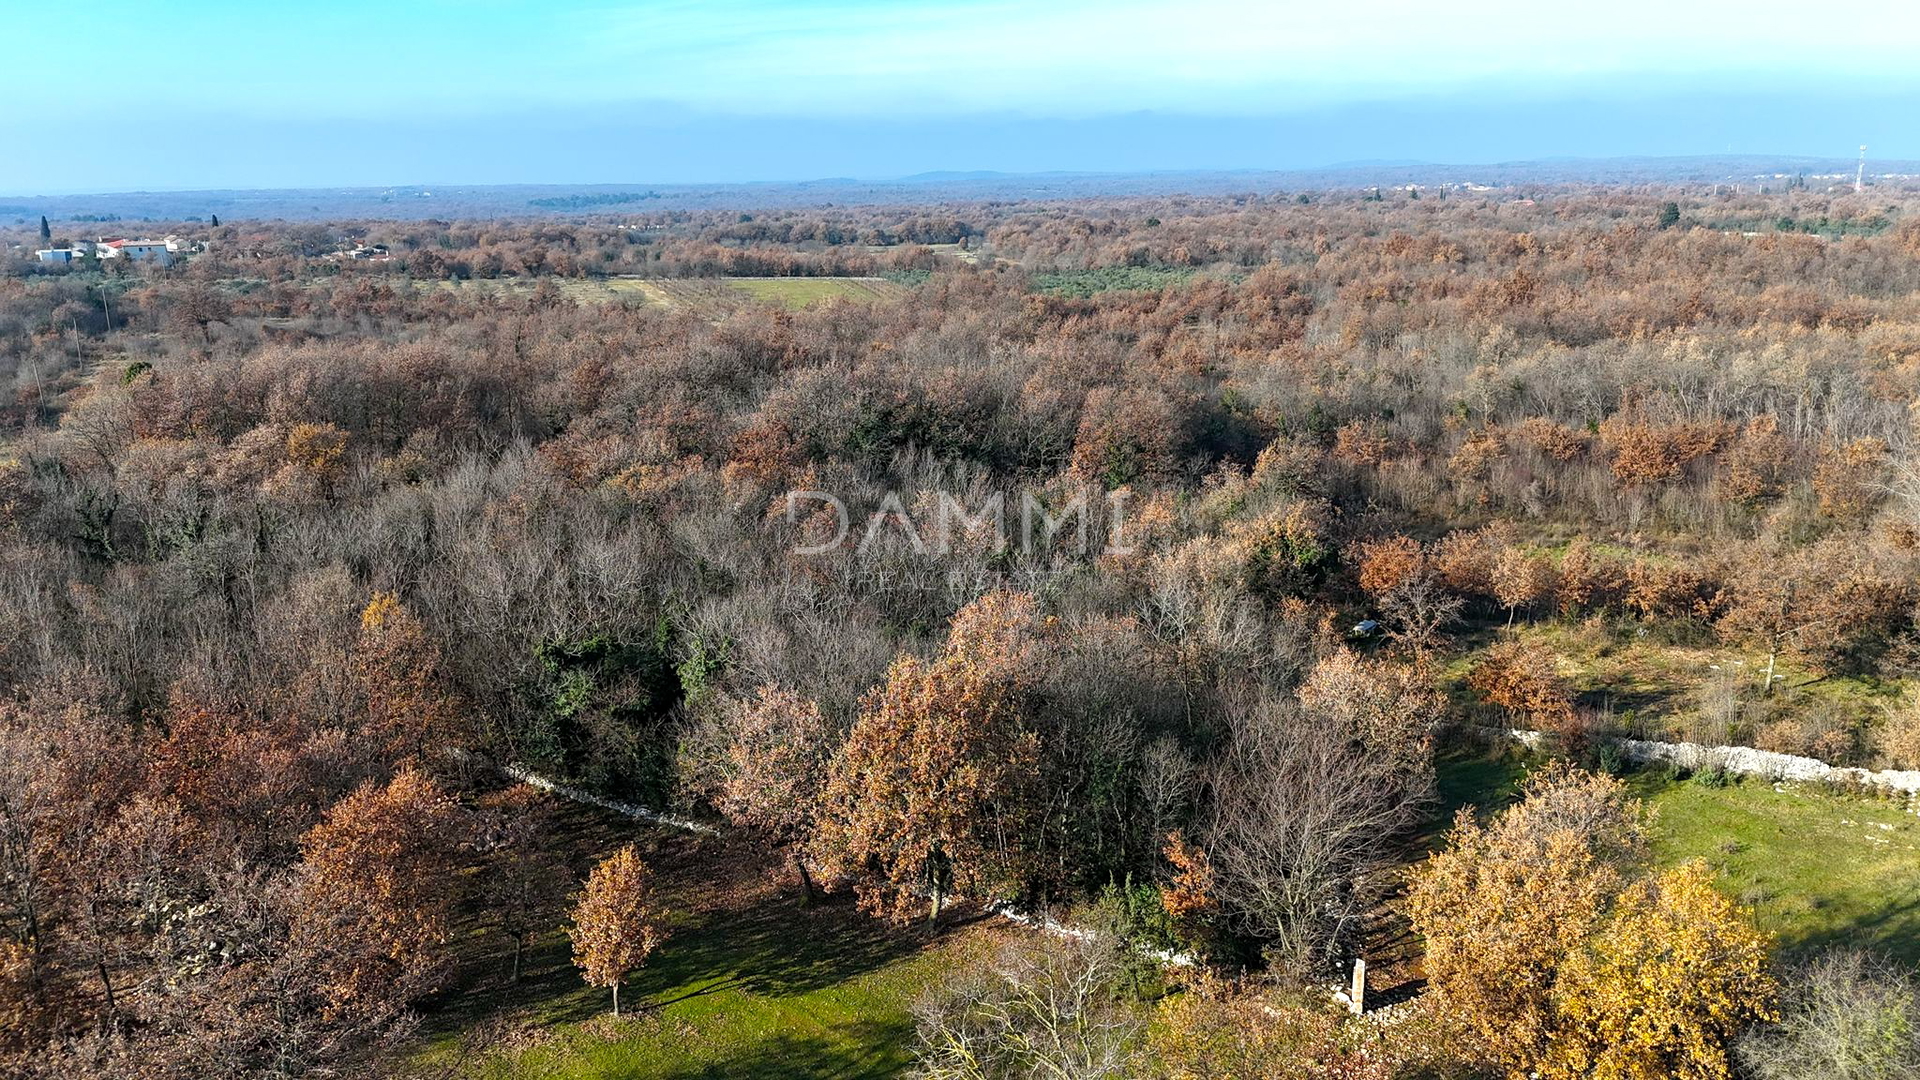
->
4, 156, 1915, 223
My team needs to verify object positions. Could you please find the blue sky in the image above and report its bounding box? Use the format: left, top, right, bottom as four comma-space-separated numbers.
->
5, 0, 1917, 192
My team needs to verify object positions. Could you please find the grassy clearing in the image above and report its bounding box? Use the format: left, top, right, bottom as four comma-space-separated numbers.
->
1447, 619, 1906, 753
1434, 751, 1920, 965
436, 908, 973, 1080
722, 276, 907, 309
410, 797, 978, 1080
404, 275, 907, 316
1031, 266, 1198, 296
880, 242, 977, 264
1629, 773, 1920, 965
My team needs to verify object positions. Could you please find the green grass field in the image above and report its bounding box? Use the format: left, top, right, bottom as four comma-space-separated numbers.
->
723, 277, 906, 309
1030, 265, 1199, 296
1631, 774, 1920, 964
409, 802, 981, 1080
1436, 751, 1920, 965
434, 905, 971, 1080
409, 275, 907, 316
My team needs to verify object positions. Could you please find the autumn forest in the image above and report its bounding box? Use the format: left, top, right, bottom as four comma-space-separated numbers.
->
3, 184, 1920, 1079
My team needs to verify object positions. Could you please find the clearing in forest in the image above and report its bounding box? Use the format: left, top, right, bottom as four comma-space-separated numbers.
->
1435, 752, 1920, 965
407, 275, 908, 316
411, 798, 986, 1080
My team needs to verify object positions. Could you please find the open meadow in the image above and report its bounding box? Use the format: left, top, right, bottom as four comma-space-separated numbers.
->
411, 274, 911, 316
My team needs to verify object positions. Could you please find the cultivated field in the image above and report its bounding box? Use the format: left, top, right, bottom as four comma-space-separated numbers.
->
415, 275, 910, 315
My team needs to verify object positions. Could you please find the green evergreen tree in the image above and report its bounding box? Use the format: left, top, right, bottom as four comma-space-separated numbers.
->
39, 216, 50, 241
1657, 202, 1681, 230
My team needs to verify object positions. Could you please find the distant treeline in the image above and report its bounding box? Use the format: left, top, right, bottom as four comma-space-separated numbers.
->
529, 191, 661, 209
3, 211, 130, 223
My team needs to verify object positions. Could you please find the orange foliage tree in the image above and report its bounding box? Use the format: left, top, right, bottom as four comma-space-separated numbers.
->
1354, 535, 1425, 601
297, 768, 471, 1005
810, 591, 1045, 925
1157, 830, 1220, 957
353, 592, 467, 768
1599, 412, 1729, 487
1469, 639, 1577, 733
706, 686, 835, 900
1812, 436, 1887, 522
1718, 415, 1794, 505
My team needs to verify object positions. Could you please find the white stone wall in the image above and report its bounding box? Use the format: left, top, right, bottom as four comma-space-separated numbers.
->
1510, 729, 1920, 794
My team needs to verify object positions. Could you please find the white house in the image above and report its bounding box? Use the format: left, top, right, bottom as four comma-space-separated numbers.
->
99, 238, 174, 264
35, 248, 76, 264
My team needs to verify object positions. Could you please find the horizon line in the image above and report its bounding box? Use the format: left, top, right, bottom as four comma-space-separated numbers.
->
7, 152, 1917, 203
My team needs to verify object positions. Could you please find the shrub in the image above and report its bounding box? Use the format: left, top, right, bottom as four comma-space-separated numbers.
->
1693, 764, 1735, 789
913, 935, 1142, 1080
1469, 639, 1577, 734
1595, 741, 1628, 777
1877, 689, 1920, 771
1737, 950, 1920, 1080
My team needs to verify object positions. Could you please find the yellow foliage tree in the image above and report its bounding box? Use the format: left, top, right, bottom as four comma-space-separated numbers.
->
1410, 768, 1776, 1080
353, 591, 467, 767
1491, 546, 1553, 625
1408, 766, 1644, 1073
1545, 861, 1776, 1080
568, 844, 667, 1015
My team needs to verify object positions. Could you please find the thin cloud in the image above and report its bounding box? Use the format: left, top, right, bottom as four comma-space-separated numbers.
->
572, 0, 1920, 114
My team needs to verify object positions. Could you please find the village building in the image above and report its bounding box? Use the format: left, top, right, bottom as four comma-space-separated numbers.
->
98, 237, 175, 264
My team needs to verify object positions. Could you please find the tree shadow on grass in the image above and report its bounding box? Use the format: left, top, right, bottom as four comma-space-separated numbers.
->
1778, 892, 1920, 969
629, 887, 927, 1005
426, 890, 926, 1038
423, 857, 928, 1042
641, 1020, 916, 1080
1425, 749, 1530, 847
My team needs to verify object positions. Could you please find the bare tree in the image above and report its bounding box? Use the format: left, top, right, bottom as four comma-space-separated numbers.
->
1882, 453, 1920, 530
1378, 568, 1464, 661
476, 787, 567, 984
912, 935, 1141, 1080
1737, 949, 1920, 1080
1203, 688, 1433, 974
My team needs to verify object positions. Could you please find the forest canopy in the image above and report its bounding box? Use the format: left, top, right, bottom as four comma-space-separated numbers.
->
2, 182, 1919, 1077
